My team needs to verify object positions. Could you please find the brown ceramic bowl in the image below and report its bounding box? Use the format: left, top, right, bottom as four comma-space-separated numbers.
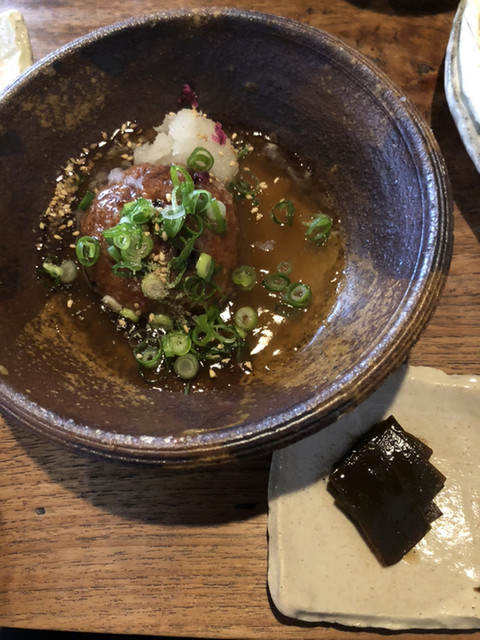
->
0, 9, 452, 466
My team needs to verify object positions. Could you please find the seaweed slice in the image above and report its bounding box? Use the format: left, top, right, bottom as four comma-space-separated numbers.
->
328, 415, 446, 566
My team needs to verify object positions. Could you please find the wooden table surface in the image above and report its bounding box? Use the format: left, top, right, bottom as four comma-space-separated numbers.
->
1, 0, 479, 638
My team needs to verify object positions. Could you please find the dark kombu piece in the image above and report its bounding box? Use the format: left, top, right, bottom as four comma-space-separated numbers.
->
328, 415, 446, 566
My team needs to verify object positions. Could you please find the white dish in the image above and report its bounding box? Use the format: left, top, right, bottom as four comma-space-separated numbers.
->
0, 10, 32, 93
445, 0, 480, 172
268, 365, 480, 630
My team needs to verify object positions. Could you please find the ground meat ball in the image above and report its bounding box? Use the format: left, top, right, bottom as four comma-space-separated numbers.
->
80, 163, 241, 316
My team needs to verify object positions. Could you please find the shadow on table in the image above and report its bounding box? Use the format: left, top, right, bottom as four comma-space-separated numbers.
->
6, 414, 271, 527
430, 59, 480, 243
345, 0, 458, 16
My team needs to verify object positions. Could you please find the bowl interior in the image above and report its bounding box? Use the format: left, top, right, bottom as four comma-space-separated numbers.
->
0, 9, 452, 464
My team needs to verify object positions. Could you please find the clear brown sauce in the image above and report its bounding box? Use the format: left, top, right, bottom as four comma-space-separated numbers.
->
37, 124, 345, 392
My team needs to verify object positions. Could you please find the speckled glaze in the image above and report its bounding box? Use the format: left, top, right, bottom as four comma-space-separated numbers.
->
0, 9, 453, 466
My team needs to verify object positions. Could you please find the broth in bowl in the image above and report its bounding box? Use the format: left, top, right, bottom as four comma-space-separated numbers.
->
36, 104, 345, 392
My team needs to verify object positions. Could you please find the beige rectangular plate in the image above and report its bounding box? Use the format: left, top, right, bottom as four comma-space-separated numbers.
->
268, 365, 480, 630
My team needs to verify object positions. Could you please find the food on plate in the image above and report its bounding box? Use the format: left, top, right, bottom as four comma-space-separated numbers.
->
328, 415, 446, 566
38, 98, 344, 388
79, 163, 241, 317
268, 365, 480, 630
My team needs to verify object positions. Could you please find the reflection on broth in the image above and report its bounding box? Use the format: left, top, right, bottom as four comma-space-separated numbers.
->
37, 110, 345, 392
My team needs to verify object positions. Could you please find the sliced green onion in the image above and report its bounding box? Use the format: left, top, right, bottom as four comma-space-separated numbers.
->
161, 334, 175, 358
174, 353, 199, 380
304, 213, 333, 246
189, 189, 210, 215
262, 273, 290, 292
213, 324, 239, 345
274, 303, 301, 318
102, 295, 123, 313
161, 189, 187, 221
148, 314, 173, 331
107, 245, 122, 262
121, 230, 153, 263
232, 265, 256, 290
236, 144, 252, 160
120, 307, 139, 322
182, 212, 204, 238
234, 306, 258, 331
103, 222, 136, 250
43, 257, 77, 283
184, 275, 218, 301
165, 264, 186, 289
192, 323, 215, 347
169, 235, 196, 272
112, 261, 140, 277
134, 342, 162, 369
121, 197, 155, 224
170, 164, 195, 195
205, 199, 226, 235
76, 235, 100, 266
191, 312, 215, 347
277, 260, 292, 276
78, 190, 95, 211
42, 260, 63, 280
141, 272, 167, 300
167, 331, 192, 356
196, 252, 214, 280
162, 214, 184, 238
227, 172, 260, 204
284, 282, 312, 308
271, 200, 295, 226
187, 147, 214, 172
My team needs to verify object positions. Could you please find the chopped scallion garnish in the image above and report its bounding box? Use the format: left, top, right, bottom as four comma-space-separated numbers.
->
174, 353, 199, 380
262, 273, 290, 292
187, 147, 214, 172
303, 213, 333, 246
76, 235, 100, 267
148, 314, 173, 331
141, 272, 167, 300
284, 282, 312, 308
134, 341, 162, 369
234, 306, 258, 331
196, 252, 214, 280
78, 190, 95, 211
271, 200, 295, 226
166, 331, 192, 356
120, 307, 139, 322
232, 265, 256, 290
277, 261, 292, 276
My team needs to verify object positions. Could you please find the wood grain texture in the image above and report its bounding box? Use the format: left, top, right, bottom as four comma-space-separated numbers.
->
0, 0, 479, 637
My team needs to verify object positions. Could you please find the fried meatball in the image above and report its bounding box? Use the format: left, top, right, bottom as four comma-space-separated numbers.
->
80, 163, 241, 316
